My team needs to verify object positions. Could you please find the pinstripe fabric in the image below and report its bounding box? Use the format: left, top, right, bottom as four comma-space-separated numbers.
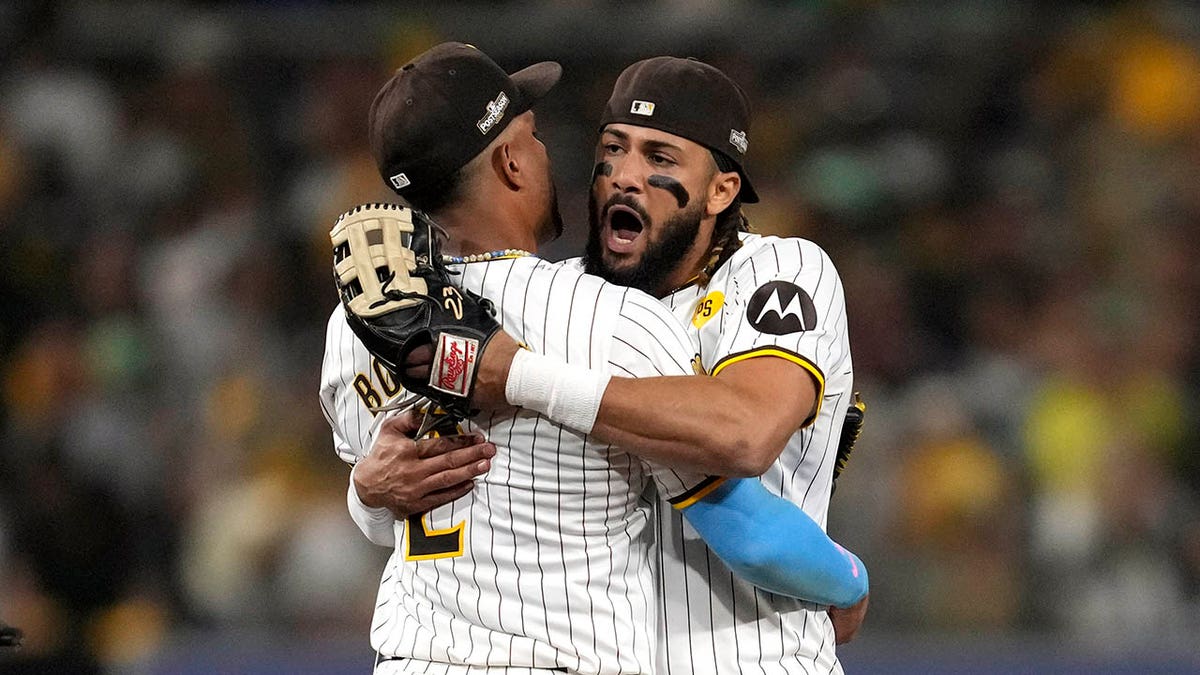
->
319, 257, 709, 675
654, 234, 853, 675
320, 306, 378, 465
376, 660, 569, 674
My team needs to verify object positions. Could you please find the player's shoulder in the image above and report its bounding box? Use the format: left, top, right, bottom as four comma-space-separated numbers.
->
519, 256, 612, 291
719, 232, 835, 284
499, 254, 583, 278
729, 232, 831, 267
323, 302, 348, 337
539, 258, 673, 320
500, 256, 648, 314
465, 255, 571, 291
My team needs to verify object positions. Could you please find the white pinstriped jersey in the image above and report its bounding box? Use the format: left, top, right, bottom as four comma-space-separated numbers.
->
655, 233, 854, 674
319, 256, 718, 675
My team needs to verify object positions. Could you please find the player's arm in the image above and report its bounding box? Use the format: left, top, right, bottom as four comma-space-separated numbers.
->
587, 291, 864, 606
320, 306, 492, 546
596, 356, 813, 476
354, 412, 494, 519
476, 246, 837, 476
481, 331, 813, 477
319, 318, 398, 547
677, 477, 868, 608
339, 414, 495, 548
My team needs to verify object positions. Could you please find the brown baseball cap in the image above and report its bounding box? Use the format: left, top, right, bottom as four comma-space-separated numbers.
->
600, 56, 759, 203
369, 42, 562, 197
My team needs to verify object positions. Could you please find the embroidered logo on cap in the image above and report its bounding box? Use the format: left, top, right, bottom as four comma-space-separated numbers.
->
477, 91, 510, 134
630, 100, 656, 116
729, 129, 748, 154
389, 173, 411, 190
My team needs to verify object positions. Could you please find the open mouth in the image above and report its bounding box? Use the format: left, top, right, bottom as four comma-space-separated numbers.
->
604, 204, 645, 252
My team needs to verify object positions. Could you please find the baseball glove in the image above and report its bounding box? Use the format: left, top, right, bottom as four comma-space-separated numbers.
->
331, 203, 501, 419
831, 392, 865, 494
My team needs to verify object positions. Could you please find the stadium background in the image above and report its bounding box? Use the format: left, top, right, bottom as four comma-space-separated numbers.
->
1, 1, 1198, 672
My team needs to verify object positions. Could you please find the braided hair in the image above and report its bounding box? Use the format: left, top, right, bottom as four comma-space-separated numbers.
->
699, 150, 754, 286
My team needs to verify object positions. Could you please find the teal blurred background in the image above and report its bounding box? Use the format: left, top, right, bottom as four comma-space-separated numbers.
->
1, 1, 1198, 672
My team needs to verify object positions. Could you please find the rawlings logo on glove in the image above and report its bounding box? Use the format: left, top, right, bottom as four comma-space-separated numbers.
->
430, 333, 479, 397
330, 203, 501, 420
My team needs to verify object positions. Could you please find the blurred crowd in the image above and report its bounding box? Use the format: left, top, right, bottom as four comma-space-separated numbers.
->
1, 1, 1198, 670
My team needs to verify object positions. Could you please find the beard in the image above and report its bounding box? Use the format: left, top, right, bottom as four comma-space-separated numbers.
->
584, 191, 704, 296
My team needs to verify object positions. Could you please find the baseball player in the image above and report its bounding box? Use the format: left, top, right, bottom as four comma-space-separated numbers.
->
318, 44, 867, 675
594, 57, 866, 673
420, 57, 868, 673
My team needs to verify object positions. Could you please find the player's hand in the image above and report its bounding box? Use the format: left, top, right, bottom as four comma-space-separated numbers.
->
828, 592, 868, 644
354, 412, 496, 518
404, 343, 434, 382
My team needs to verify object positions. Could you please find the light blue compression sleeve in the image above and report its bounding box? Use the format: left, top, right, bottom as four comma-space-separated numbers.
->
680, 477, 868, 608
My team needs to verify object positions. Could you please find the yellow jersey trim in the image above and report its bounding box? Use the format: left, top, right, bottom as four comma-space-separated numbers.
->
669, 476, 728, 510
711, 347, 826, 428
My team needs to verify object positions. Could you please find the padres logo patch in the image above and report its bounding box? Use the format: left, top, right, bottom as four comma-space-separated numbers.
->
692, 291, 724, 328
746, 281, 816, 335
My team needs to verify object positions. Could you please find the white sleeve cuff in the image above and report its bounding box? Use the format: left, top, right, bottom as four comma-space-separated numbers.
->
347, 465, 397, 548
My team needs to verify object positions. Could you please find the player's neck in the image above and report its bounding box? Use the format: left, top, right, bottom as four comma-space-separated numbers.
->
437, 214, 540, 258
434, 190, 542, 257
448, 232, 538, 258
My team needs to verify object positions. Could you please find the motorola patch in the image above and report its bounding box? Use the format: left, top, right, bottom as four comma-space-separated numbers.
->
746, 281, 816, 335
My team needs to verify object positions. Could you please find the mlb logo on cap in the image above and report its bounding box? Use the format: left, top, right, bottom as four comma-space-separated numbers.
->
389, 172, 411, 190
630, 100, 655, 116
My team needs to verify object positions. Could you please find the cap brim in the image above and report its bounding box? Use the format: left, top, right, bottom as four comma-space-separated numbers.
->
739, 173, 760, 203
511, 61, 562, 107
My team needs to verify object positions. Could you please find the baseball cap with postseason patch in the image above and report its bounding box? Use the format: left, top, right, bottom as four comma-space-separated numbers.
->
599, 56, 759, 203
369, 42, 562, 197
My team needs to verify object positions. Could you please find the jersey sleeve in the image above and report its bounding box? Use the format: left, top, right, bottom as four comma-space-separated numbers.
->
608, 289, 726, 503
319, 305, 400, 547
320, 304, 374, 464
347, 465, 397, 548
712, 239, 850, 424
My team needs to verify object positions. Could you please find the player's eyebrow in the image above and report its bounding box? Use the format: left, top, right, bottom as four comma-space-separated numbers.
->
603, 128, 685, 155
602, 128, 629, 144
641, 138, 684, 155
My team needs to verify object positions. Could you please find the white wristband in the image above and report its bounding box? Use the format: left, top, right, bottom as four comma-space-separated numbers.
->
505, 349, 611, 434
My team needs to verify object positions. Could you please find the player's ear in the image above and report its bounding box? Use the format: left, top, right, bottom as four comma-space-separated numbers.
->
493, 140, 522, 191
706, 171, 740, 217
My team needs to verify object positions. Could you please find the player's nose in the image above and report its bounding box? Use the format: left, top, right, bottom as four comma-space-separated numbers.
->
609, 158, 644, 195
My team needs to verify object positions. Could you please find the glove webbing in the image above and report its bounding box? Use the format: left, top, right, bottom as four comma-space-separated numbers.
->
831, 392, 865, 494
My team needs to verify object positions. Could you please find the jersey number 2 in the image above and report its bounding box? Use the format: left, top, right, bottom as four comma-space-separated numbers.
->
402, 417, 468, 560
405, 513, 465, 561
